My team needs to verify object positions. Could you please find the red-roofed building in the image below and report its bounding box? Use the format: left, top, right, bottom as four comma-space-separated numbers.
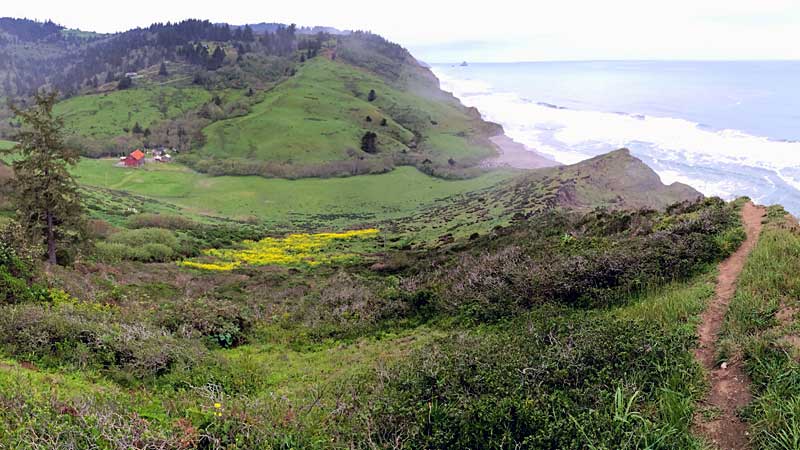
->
123, 149, 146, 167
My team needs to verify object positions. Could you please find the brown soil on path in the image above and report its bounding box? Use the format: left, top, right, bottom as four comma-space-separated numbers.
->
694, 202, 766, 450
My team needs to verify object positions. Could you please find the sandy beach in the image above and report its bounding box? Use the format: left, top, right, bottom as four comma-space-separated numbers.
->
485, 135, 561, 170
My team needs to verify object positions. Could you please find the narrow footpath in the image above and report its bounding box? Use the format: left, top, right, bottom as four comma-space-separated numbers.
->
694, 201, 766, 449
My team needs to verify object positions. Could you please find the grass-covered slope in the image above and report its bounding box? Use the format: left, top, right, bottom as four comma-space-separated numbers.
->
54, 87, 212, 140
192, 56, 500, 178
392, 148, 702, 240
0, 196, 745, 448
70, 148, 700, 240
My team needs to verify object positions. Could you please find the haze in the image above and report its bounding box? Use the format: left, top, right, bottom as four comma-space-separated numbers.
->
6, 0, 800, 62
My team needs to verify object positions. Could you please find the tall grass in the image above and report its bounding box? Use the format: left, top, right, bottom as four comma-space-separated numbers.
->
720, 207, 800, 449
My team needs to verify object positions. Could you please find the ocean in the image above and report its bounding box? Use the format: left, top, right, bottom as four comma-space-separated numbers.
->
431, 61, 800, 214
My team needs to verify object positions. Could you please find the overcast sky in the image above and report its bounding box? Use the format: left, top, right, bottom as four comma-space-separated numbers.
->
5, 0, 800, 62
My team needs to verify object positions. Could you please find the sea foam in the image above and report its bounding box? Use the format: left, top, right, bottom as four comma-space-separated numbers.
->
434, 67, 800, 212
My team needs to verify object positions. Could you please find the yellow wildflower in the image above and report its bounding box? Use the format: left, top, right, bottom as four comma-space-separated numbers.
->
180, 229, 379, 271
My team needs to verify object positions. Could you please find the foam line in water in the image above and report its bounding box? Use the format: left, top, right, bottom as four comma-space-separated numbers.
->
434, 68, 800, 212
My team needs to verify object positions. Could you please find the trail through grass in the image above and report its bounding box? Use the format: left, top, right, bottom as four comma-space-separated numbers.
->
719, 206, 800, 450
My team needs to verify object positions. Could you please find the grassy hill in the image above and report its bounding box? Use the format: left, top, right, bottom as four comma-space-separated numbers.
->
2, 20, 501, 179
54, 87, 212, 140
194, 56, 498, 178
385, 148, 702, 240
0, 188, 747, 448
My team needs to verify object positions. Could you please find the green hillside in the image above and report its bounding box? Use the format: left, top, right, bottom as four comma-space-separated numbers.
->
54, 87, 212, 140
194, 56, 498, 178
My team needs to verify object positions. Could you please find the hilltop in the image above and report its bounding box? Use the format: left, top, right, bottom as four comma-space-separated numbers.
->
0, 18, 501, 178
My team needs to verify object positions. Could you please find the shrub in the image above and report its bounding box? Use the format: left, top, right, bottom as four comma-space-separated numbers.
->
406, 200, 742, 320
127, 213, 198, 230
368, 309, 702, 449
156, 298, 252, 348
0, 302, 206, 381
94, 241, 130, 263
96, 228, 184, 263
109, 228, 179, 249
0, 240, 48, 304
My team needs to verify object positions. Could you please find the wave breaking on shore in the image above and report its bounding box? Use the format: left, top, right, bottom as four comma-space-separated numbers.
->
434, 67, 800, 214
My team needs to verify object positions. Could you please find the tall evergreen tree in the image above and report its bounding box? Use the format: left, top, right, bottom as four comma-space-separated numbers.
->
242, 25, 255, 42
208, 46, 226, 70
360, 131, 378, 154
158, 61, 169, 76
5, 91, 83, 264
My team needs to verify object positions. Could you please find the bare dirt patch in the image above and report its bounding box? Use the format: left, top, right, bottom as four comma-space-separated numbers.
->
694, 201, 765, 450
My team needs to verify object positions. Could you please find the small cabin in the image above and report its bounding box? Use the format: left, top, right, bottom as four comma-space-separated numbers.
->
123, 149, 146, 167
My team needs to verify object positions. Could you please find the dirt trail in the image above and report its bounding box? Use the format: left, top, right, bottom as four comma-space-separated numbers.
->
694, 202, 766, 449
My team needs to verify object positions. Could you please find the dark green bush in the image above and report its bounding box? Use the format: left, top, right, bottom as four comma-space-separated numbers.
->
156, 298, 252, 348
0, 302, 205, 381
0, 241, 49, 304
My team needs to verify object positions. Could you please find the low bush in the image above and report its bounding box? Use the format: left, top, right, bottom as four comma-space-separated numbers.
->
108, 228, 179, 249
96, 228, 185, 263
406, 199, 741, 321
0, 301, 206, 381
0, 240, 49, 304
368, 307, 704, 449
127, 213, 198, 230
156, 298, 252, 348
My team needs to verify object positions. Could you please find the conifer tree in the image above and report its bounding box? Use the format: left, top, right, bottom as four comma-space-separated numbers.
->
4, 91, 84, 264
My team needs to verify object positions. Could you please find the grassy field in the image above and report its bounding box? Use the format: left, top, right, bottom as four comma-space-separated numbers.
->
200, 57, 496, 169
0, 140, 14, 151
72, 159, 514, 229
54, 87, 212, 139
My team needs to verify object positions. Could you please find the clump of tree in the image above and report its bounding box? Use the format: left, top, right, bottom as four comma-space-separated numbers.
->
117, 76, 133, 90
208, 46, 227, 70
158, 61, 169, 76
259, 24, 297, 56
368, 89, 377, 102
361, 131, 378, 154
4, 91, 85, 264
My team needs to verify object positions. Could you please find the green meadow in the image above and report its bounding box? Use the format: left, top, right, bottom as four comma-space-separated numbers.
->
0, 140, 14, 151
72, 158, 513, 228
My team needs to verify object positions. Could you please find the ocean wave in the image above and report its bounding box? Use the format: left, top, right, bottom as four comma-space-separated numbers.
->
434, 68, 800, 211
